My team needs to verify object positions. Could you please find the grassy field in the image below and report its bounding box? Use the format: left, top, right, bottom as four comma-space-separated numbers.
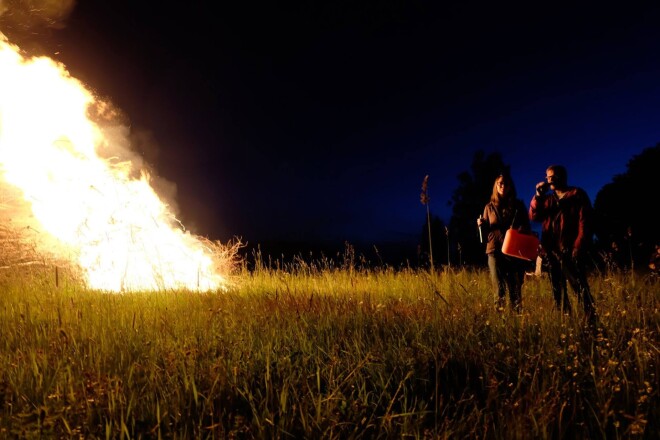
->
0, 257, 658, 439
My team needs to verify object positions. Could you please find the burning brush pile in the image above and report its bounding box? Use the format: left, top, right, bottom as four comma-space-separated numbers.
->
0, 34, 239, 292
0, 192, 86, 288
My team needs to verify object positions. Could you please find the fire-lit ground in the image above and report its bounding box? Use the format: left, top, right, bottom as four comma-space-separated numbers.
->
0, 34, 234, 292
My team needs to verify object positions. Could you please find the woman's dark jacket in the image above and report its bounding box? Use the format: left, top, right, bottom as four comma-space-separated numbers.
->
482, 198, 531, 255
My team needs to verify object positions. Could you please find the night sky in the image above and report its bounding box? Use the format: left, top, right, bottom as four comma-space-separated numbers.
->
3, 2, 660, 251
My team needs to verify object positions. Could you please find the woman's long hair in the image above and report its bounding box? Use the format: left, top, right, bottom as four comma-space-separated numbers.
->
490, 173, 517, 209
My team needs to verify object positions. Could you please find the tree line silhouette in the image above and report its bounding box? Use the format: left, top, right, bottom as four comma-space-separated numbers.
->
419, 143, 660, 273
238, 143, 658, 271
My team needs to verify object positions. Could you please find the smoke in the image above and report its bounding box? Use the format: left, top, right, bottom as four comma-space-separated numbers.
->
0, 0, 76, 54
0, 0, 76, 30
80, 90, 181, 223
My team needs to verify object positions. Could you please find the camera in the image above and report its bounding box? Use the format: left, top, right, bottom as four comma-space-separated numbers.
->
537, 182, 549, 195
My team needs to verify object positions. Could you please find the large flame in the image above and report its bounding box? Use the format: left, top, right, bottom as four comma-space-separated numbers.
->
0, 35, 228, 292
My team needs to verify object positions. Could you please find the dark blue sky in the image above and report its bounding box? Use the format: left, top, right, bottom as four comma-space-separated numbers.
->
6, 2, 660, 248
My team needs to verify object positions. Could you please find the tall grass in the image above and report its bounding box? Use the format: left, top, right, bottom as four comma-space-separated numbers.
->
0, 253, 657, 439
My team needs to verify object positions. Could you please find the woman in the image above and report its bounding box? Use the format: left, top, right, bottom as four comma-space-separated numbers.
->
477, 172, 531, 311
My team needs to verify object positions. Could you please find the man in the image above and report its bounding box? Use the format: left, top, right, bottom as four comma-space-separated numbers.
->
529, 165, 597, 323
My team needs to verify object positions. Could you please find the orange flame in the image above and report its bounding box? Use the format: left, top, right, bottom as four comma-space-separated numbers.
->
0, 35, 228, 292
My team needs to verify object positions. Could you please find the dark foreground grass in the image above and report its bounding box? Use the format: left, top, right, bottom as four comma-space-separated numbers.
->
0, 263, 658, 439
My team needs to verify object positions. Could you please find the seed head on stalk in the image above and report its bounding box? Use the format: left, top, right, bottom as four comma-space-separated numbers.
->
420, 175, 430, 205
420, 175, 433, 272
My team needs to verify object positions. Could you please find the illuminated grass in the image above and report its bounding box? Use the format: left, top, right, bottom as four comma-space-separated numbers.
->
0, 260, 657, 439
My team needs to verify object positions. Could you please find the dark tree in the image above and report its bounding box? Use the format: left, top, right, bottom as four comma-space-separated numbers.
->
448, 151, 511, 266
594, 143, 660, 270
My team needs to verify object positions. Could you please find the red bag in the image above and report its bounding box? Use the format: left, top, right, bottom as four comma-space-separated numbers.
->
502, 228, 539, 261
